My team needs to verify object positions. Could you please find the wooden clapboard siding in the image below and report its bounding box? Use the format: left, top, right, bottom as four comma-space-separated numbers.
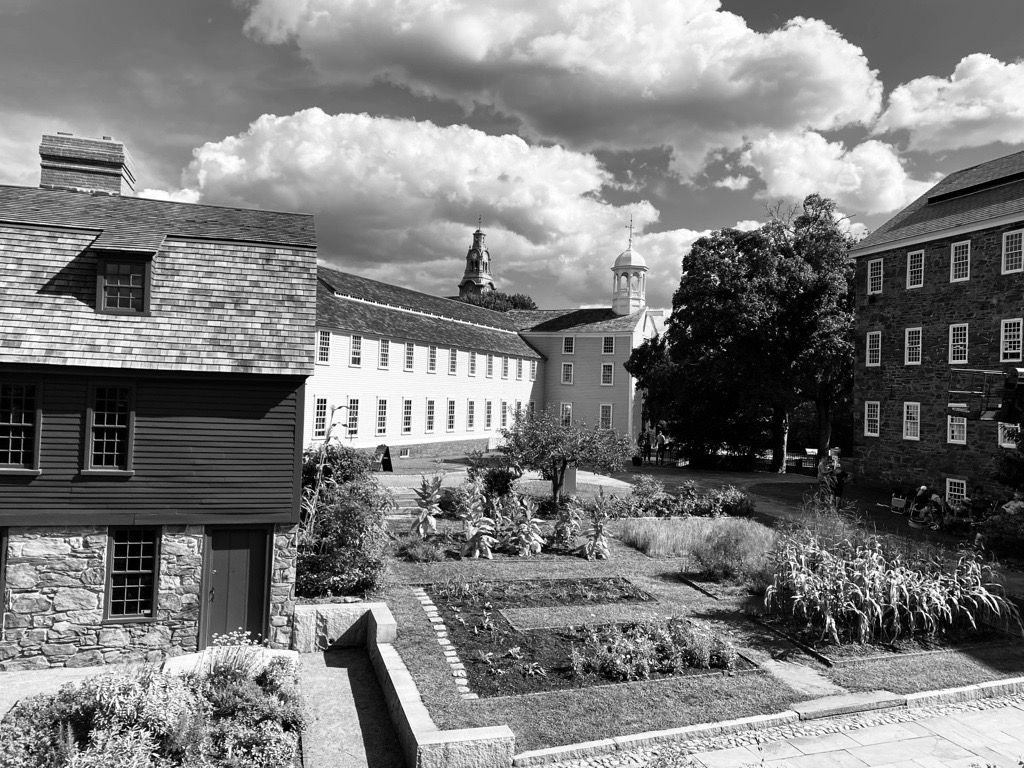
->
0, 365, 303, 526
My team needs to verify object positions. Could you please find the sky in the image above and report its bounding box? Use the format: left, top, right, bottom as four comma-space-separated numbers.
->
1, 0, 1023, 310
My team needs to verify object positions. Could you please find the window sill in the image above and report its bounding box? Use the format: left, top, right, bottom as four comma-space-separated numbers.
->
80, 469, 135, 478
102, 616, 157, 625
0, 468, 42, 476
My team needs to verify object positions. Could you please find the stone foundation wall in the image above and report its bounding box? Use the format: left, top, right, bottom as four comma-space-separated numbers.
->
269, 523, 298, 649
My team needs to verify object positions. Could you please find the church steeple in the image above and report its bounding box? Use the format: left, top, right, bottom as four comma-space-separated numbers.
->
458, 218, 496, 298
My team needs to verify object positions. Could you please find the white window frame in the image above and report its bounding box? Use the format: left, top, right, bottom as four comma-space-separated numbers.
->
1003, 230, 1024, 275
500, 400, 508, 429
864, 401, 880, 437
404, 342, 415, 371
904, 327, 922, 366
563, 336, 575, 355
446, 400, 456, 432
484, 400, 492, 430
950, 240, 971, 283
313, 396, 328, 439
467, 400, 475, 430
946, 478, 967, 505
501, 356, 509, 379
486, 354, 494, 378
516, 358, 523, 380
425, 399, 435, 433
562, 362, 574, 385
906, 250, 924, 289
948, 323, 968, 365
999, 422, 1017, 449
350, 335, 362, 367
530, 360, 537, 381
601, 363, 614, 386
379, 339, 390, 369
317, 330, 331, 364
375, 398, 387, 436
599, 403, 613, 430
560, 402, 572, 427
427, 345, 437, 373
1001, 318, 1023, 363
401, 399, 413, 434
866, 331, 881, 367
867, 258, 883, 295
947, 415, 967, 445
469, 352, 477, 377
448, 348, 457, 375
347, 398, 359, 437
903, 401, 920, 441
602, 336, 615, 355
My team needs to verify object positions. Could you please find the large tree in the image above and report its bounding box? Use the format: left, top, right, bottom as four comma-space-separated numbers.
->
457, 291, 538, 311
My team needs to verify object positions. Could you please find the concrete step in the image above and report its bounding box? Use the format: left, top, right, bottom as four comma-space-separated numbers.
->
791, 690, 905, 720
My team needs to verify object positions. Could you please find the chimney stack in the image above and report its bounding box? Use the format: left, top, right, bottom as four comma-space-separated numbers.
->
39, 132, 137, 195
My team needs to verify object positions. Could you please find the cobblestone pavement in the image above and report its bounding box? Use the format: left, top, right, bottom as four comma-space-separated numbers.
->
546, 693, 1024, 767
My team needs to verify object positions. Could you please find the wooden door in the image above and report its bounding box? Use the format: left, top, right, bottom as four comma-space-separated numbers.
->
202, 527, 270, 647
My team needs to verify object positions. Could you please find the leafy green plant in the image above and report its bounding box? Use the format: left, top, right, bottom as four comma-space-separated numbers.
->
677, 485, 754, 517
410, 474, 443, 539
578, 493, 612, 560
551, 501, 582, 550
506, 495, 547, 556
977, 511, 1024, 558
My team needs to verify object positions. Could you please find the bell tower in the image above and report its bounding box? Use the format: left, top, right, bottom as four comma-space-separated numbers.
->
611, 219, 648, 316
458, 219, 496, 298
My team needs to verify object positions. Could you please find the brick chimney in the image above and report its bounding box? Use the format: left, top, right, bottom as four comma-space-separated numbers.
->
39, 132, 137, 195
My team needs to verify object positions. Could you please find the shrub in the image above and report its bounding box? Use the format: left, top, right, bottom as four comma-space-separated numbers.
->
608, 474, 682, 517
397, 534, 448, 562
689, 517, 775, 583
466, 451, 522, 497
678, 485, 754, 517
978, 511, 1024, 558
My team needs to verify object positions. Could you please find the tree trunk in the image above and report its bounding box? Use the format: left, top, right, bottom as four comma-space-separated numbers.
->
552, 458, 567, 505
770, 407, 789, 473
815, 392, 833, 460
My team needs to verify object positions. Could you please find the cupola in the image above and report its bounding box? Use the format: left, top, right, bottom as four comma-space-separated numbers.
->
458, 220, 496, 298
611, 226, 647, 316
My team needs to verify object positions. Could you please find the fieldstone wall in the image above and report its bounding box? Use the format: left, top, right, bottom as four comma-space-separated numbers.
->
269, 523, 298, 649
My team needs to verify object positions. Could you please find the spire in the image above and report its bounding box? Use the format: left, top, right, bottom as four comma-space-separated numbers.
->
626, 215, 633, 249
458, 222, 496, 298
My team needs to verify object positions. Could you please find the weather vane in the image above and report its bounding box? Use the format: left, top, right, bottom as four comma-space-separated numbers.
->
626, 215, 634, 248
478, 214, 483, 230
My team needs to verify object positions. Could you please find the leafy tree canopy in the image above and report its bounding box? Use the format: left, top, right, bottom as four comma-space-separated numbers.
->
457, 290, 538, 311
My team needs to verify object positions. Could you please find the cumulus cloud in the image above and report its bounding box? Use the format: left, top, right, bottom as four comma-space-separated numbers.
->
875, 54, 1024, 151
740, 131, 938, 215
714, 175, 752, 191
136, 187, 201, 203
155, 108, 731, 308
238, 0, 882, 179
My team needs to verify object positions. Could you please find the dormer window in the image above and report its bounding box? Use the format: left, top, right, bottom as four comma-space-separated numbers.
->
96, 253, 151, 315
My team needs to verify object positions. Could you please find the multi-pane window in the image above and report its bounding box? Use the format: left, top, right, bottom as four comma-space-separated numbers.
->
906, 251, 924, 289
1001, 319, 1023, 362
425, 399, 435, 433
501, 357, 509, 379
947, 415, 967, 445
484, 400, 493, 430
999, 423, 1017, 449
402, 399, 412, 434
903, 402, 920, 441
446, 400, 456, 431
562, 363, 574, 384
467, 400, 475, 430
949, 323, 968, 364
469, 352, 477, 376
347, 399, 359, 436
500, 401, 508, 429
376, 399, 387, 435
486, 354, 494, 377
428, 345, 437, 373
350, 336, 362, 367
603, 336, 615, 354
563, 337, 575, 354
107, 528, 158, 619
946, 478, 967, 505
1004, 230, 1024, 274
515, 400, 522, 415
379, 339, 390, 368
516, 358, 523, 380
89, 386, 132, 470
560, 402, 572, 427
317, 331, 331, 364
904, 327, 922, 365
405, 342, 415, 371
867, 258, 883, 294
864, 401, 880, 437
530, 360, 537, 381
449, 348, 457, 375
601, 363, 614, 386
866, 331, 881, 367
599, 404, 613, 430
313, 397, 328, 438
98, 258, 148, 314
950, 241, 970, 282
1, 383, 38, 469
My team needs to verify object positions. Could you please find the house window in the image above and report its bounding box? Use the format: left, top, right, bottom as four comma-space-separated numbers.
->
950, 241, 970, 282
946, 478, 967, 505
313, 397, 328, 439
999, 422, 1017, 449
0, 382, 40, 471
106, 528, 159, 619
428, 346, 437, 373
866, 331, 881, 367
87, 385, 134, 472
96, 255, 151, 315
467, 400, 475, 430
347, 399, 359, 436
906, 250, 924, 289
867, 258, 883, 295
350, 336, 362, 367
379, 339, 390, 369
949, 324, 968, 364
599, 404, 613, 430
486, 354, 494, 377
1001, 319, 1023, 362
448, 348, 457, 375
562, 363, 574, 385
516, 358, 523, 380
560, 402, 572, 427
425, 399, 435, 433
1004, 230, 1024, 274
528, 401, 535, 416
446, 400, 456, 431
563, 337, 575, 354
376, 399, 387, 435
903, 402, 920, 441
317, 331, 331, 364
947, 415, 967, 445
864, 401, 880, 437
405, 342, 415, 371
515, 400, 522, 415
603, 336, 615, 355
500, 401, 508, 428
530, 360, 537, 381
484, 400, 492, 430
469, 352, 477, 377
601, 363, 614, 386
402, 399, 412, 434
501, 357, 509, 379
904, 327, 922, 365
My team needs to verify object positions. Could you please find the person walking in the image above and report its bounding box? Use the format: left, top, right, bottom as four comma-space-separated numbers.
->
655, 429, 667, 466
640, 428, 653, 464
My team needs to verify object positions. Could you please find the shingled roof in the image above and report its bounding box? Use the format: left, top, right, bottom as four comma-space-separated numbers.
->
317, 268, 542, 359
852, 149, 1024, 256
0, 185, 317, 375
505, 307, 646, 333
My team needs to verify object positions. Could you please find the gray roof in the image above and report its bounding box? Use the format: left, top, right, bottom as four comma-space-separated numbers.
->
505, 307, 646, 333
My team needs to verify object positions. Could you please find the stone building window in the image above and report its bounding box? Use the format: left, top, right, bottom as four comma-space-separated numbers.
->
867, 258, 883, 295
903, 402, 921, 441
1, 382, 41, 472
317, 331, 331, 364
106, 527, 159, 620
85, 384, 134, 474
946, 478, 967, 505
998, 422, 1017, 448
906, 250, 924, 289
864, 401, 880, 437
379, 339, 390, 369
904, 327, 922, 365
866, 332, 881, 367
599, 404, 613, 430
313, 397, 328, 439
1003, 230, 1023, 274
1001, 319, 1023, 362
947, 415, 967, 445
950, 241, 970, 283
949, 324, 968, 364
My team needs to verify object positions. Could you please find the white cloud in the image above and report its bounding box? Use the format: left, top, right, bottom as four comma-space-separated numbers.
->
740, 131, 938, 215
136, 187, 201, 204
714, 175, 752, 191
733, 220, 761, 232
156, 108, 712, 308
239, 0, 882, 179
875, 54, 1024, 151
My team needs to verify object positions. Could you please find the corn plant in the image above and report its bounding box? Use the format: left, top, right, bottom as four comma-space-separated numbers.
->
410, 474, 443, 539
578, 492, 612, 560
506, 495, 547, 556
